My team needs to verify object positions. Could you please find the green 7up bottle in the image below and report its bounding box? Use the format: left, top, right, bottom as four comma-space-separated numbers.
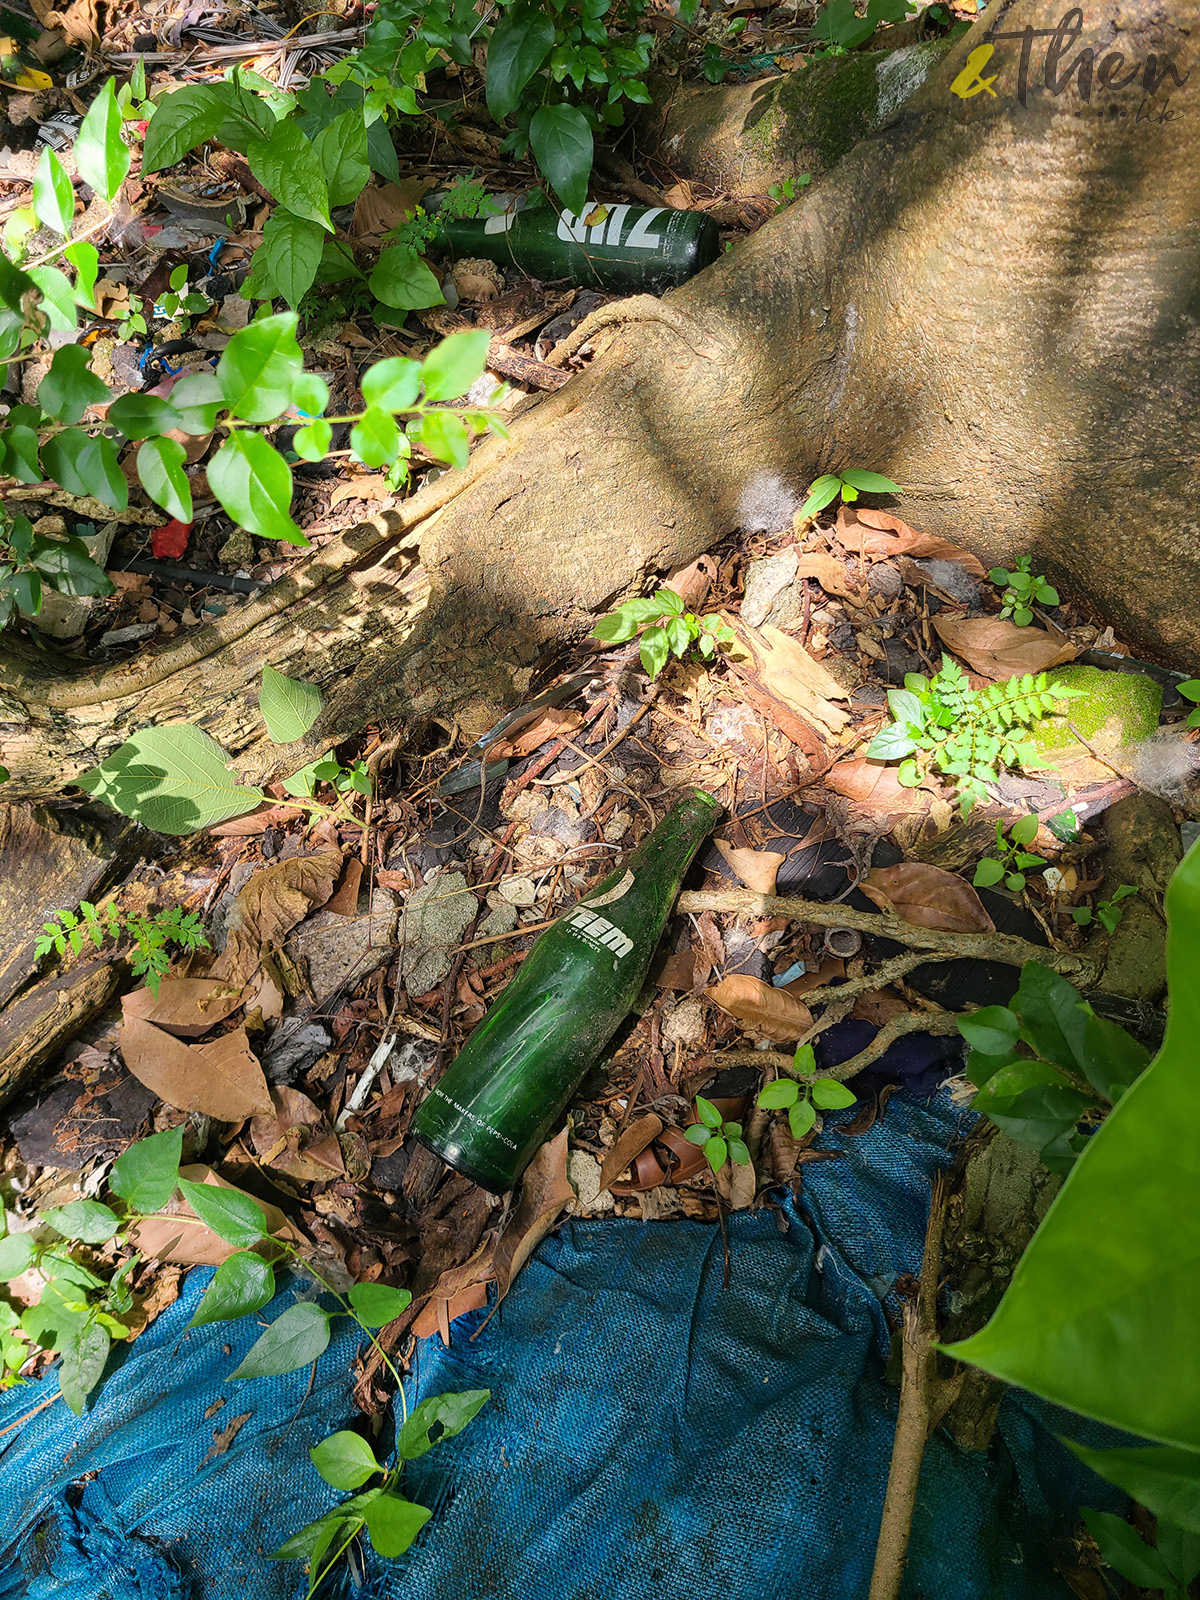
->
412, 790, 720, 1192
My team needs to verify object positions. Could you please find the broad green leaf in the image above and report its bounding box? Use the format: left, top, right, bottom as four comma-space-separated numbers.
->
1078, 1010, 1151, 1103
396, 1388, 489, 1460
839, 469, 900, 494
972, 858, 1005, 888
37, 344, 110, 425
143, 85, 227, 172
218, 312, 304, 423
422, 328, 492, 402
43, 1200, 120, 1244
799, 474, 843, 518
971, 1058, 1093, 1155
40, 429, 127, 509
0, 1232, 35, 1279
684, 1123, 711, 1146
189, 1252, 275, 1328
312, 109, 370, 207
57, 1320, 110, 1414
245, 122, 331, 229
137, 436, 192, 523
309, 1429, 380, 1490
291, 372, 328, 417
415, 409, 469, 469
76, 724, 265, 835
728, 1138, 751, 1165
369, 244, 444, 310
1010, 960, 1090, 1075
486, 9, 555, 119
177, 1178, 269, 1246
258, 208, 324, 311
1080, 1509, 1174, 1590
695, 1095, 723, 1129
169, 372, 223, 435
958, 1005, 1020, 1057
788, 1099, 816, 1139
30, 534, 111, 600
350, 406, 400, 467
259, 665, 322, 744
1010, 813, 1039, 845
106, 393, 184, 440
2, 425, 41, 483
33, 146, 74, 234
110, 1127, 183, 1212
75, 80, 130, 203
269, 1497, 377, 1560
947, 841, 1200, 1447
0, 250, 34, 314
28, 264, 78, 330
757, 1079, 799, 1109
639, 625, 669, 680
865, 724, 917, 761
293, 420, 332, 461
704, 1136, 728, 1172
208, 433, 304, 545
361, 356, 421, 411
1069, 1443, 1200, 1535
11, 569, 41, 616
347, 1282, 412, 1328
529, 103, 592, 213
811, 1080, 856, 1109
363, 1493, 432, 1557
228, 1300, 331, 1380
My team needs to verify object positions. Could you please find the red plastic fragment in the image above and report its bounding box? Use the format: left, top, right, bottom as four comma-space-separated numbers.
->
151, 519, 193, 559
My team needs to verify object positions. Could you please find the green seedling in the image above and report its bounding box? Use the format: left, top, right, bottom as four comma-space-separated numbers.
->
592, 587, 734, 681
973, 814, 1045, 892
988, 554, 1059, 626
684, 1095, 751, 1173
768, 174, 810, 207
35, 902, 209, 996
1178, 679, 1200, 728
799, 467, 900, 520
755, 1042, 857, 1138
1072, 884, 1138, 934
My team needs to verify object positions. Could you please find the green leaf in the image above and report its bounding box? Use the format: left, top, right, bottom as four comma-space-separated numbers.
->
310, 1429, 380, 1490
11, 568, 41, 616
351, 406, 400, 467
347, 1282, 412, 1328
1178, 679, 1200, 704
684, 1123, 711, 1146
704, 1136, 728, 1172
1010, 960, 1090, 1076
972, 1058, 1093, 1154
757, 1078, 799, 1109
169, 372, 223, 435
728, 1138, 751, 1165
958, 1005, 1020, 1057
362, 356, 421, 411
57, 1320, 110, 1414
695, 1094, 723, 1129
258, 208, 325, 311
75, 80, 130, 202
1009, 813, 1039, 845
259, 665, 322, 744
811, 1079, 856, 1109
106, 392, 184, 440
43, 1200, 120, 1244
77, 724, 265, 835
293, 419, 332, 462
208, 433, 304, 545
178, 1177, 269, 1246
1078, 1010, 1150, 1102
363, 1493, 432, 1558
137, 436, 192, 523
639, 625, 669, 680
972, 858, 1005, 888
29, 264, 77, 331
1080, 1510, 1174, 1590
839, 469, 900, 494
40, 429, 128, 509
32, 532, 109, 599
229, 1300, 331, 1380
788, 1099, 817, 1140
312, 109, 370, 207
291, 372, 329, 418
1, 423, 40, 483
189, 1252, 275, 1328
37, 344, 110, 425
65, 239, 97, 309
268, 1492, 380, 1559
0, 1232, 35, 1279
143, 85, 227, 173
529, 103, 593, 213
866, 725, 917, 761
0, 250, 34, 314
799, 474, 843, 519
369, 244, 444, 310
218, 312, 304, 423
33, 145, 74, 235
1069, 1444, 1200, 1535
245, 121, 330, 229
486, 8, 555, 119
421, 329, 492, 403
110, 1127, 183, 1212
415, 409, 469, 469
396, 1387, 490, 1460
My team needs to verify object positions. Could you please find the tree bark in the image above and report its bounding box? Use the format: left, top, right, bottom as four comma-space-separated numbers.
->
2, 0, 1197, 798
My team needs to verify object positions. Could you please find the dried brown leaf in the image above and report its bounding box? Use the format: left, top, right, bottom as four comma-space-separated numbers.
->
121, 977, 245, 1039
743, 624, 850, 733
325, 858, 364, 918
839, 507, 987, 575
706, 975, 813, 1044
663, 553, 717, 610
493, 1127, 574, 1299
656, 949, 698, 990
598, 1113, 664, 1194
352, 178, 433, 240
860, 863, 995, 933
852, 988, 911, 1025
783, 957, 845, 996
208, 803, 305, 837
119, 1017, 273, 1120
713, 840, 785, 895
716, 1154, 757, 1211
931, 614, 1079, 680
488, 707, 583, 760
128, 1165, 299, 1265
212, 850, 342, 985
825, 758, 930, 817
794, 553, 857, 601
200, 1411, 252, 1466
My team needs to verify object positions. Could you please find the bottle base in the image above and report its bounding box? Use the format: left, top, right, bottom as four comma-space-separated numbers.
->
413, 1129, 511, 1195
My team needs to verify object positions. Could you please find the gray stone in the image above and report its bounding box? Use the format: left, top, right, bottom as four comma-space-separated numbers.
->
399, 872, 474, 997
302, 888, 398, 1003
261, 1018, 332, 1084
479, 901, 519, 939
740, 550, 799, 628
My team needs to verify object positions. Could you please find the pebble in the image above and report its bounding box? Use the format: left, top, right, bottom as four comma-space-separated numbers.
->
496, 875, 538, 907
100, 623, 157, 647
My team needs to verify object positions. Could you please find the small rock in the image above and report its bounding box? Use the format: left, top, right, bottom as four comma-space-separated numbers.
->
218, 526, 256, 568
868, 561, 903, 598
451, 257, 504, 303
662, 997, 706, 1045
479, 902, 519, 938
496, 875, 538, 907
400, 872, 474, 996
100, 622, 157, 647
567, 1150, 614, 1215
303, 888, 399, 1003
741, 550, 799, 629
603, 809, 631, 845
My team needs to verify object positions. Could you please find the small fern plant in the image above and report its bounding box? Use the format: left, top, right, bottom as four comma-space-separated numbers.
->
35, 903, 209, 996
866, 656, 1084, 813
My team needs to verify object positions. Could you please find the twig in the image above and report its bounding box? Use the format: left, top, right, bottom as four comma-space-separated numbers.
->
1065, 720, 1141, 785
0, 1388, 62, 1437
676, 888, 1093, 980
532, 690, 657, 787
868, 1172, 951, 1600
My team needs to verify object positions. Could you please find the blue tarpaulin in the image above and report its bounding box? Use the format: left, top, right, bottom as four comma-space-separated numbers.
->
0, 1088, 1118, 1600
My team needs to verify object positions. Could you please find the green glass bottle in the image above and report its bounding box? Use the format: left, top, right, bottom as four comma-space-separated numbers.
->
412, 790, 720, 1192
429, 193, 721, 295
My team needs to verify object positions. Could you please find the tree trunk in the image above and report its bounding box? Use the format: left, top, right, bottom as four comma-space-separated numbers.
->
2, 0, 1196, 798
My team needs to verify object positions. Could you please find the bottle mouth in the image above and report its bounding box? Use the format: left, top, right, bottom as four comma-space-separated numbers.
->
412, 1129, 511, 1196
